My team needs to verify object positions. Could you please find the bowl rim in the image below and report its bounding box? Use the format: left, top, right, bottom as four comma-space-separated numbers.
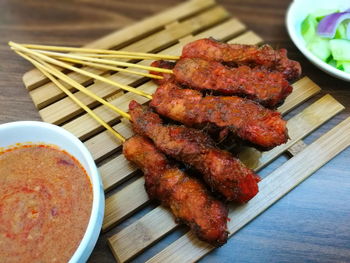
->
286, 0, 350, 82
0, 121, 104, 263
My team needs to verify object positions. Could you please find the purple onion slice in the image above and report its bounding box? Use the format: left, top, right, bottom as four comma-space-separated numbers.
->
317, 11, 350, 39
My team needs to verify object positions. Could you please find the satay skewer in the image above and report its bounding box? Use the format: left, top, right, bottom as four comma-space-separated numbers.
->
58, 57, 163, 80
14, 50, 131, 121
15, 46, 260, 203
16, 51, 229, 246
9, 41, 153, 99
19, 43, 180, 60
17, 47, 173, 74
11, 42, 287, 150
15, 51, 127, 143
63, 53, 163, 60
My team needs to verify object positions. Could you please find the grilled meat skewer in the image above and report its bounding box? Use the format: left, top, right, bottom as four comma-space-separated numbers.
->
123, 135, 229, 246
151, 59, 292, 109
129, 101, 260, 203
181, 38, 301, 81
173, 58, 292, 108
150, 82, 288, 150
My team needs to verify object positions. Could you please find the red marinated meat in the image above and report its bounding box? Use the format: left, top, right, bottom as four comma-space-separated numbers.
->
150, 60, 176, 85
123, 135, 229, 246
181, 38, 301, 81
150, 82, 288, 150
129, 101, 260, 203
173, 58, 292, 108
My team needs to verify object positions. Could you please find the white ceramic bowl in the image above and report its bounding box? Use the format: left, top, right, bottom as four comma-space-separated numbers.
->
286, 0, 350, 82
0, 121, 104, 263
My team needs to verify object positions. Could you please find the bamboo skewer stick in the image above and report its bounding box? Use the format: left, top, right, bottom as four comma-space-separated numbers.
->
9, 42, 153, 100
58, 57, 163, 80
15, 51, 127, 143
13, 48, 131, 120
36, 57, 131, 120
20, 43, 180, 60
29, 49, 173, 74
69, 53, 167, 60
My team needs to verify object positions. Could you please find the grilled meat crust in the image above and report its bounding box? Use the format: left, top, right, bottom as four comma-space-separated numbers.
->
150, 82, 288, 150
129, 101, 260, 203
173, 58, 292, 108
123, 135, 229, 246
181, 38, 301, 81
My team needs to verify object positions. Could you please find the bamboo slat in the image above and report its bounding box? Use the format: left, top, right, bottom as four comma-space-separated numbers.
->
99, 154, 136, 192
104, 177, 149, 230
65, 81, 153, 141
227, 30, 263, 45
287, 140, 308, 156
239, 94, 344, 170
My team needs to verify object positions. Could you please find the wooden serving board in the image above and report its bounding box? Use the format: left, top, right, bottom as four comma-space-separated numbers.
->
22, 0, 350, 262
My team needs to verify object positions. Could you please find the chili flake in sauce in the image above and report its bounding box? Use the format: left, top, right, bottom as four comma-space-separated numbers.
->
0, 145, 93, 263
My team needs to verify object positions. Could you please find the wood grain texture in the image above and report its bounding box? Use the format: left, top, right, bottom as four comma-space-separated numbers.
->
1, 1, 350, 263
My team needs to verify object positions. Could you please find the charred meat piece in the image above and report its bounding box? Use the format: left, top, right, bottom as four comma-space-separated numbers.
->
173, 58, 292, 108
181, 38, 301, 81
129, 101, 260, 203
150, 82, 288, 150
150, 60, 176, 85
123, 135, 229, 246
151, 61, 231, 141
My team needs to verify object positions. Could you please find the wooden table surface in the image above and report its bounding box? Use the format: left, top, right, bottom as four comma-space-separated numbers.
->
1, 0, 349, 262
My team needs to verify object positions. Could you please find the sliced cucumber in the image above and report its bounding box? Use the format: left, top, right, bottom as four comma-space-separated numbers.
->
335, 23, 347, 39
307, 37, 331, 61
336, 60, 350, 73
336, 59, 344, 69
312, 9, 339, 21
301, 15, 317, 42
301, 10, 350, 74
342, 62, 350, 73
327, 58, 337, 68
330, 39, 350, 60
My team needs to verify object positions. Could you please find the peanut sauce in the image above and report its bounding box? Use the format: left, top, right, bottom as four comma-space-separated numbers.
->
0, 145, 92, 263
